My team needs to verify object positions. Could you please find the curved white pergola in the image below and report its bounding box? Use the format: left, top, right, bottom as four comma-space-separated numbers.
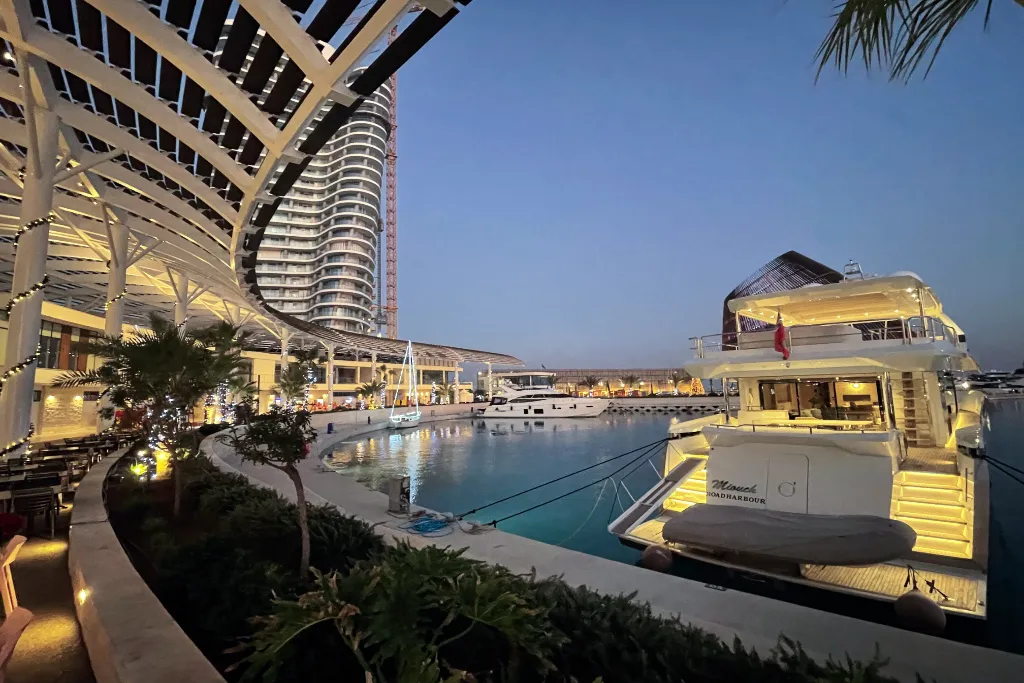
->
0, 0, 519, 456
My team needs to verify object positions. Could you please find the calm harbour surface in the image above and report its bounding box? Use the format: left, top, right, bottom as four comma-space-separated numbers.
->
321, 404, 1024, 653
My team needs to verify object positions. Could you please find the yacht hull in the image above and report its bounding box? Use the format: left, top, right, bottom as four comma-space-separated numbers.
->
389, 416, 421, 429
479, 398, 608, 418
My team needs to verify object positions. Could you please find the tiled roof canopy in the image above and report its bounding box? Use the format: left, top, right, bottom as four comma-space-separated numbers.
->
0, 0, 521, 365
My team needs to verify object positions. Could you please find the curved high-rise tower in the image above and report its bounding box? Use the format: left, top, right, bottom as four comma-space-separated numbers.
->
255, 73, 392, 334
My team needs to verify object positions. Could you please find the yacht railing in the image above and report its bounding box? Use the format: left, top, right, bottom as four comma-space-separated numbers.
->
690, 316, 961, 359
703, 422, 887, 435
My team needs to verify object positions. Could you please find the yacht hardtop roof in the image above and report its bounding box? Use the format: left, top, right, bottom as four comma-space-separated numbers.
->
727, 275, 960, 332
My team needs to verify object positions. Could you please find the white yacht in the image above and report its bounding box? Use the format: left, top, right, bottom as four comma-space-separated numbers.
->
610, 269, 990, 618
478, 382, 608, 418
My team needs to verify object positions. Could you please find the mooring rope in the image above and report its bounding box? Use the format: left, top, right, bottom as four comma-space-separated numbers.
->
454, 437, 668, 521
483, 439, 667, 528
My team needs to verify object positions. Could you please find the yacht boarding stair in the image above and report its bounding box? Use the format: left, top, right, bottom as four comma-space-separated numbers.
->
892, 469, 973, 560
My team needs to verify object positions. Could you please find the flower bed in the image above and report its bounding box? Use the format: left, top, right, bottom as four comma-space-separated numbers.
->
106, 456, 905, 683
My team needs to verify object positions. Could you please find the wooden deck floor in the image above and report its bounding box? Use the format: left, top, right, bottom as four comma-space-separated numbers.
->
802, 563, 982, 615
903, 446, 959, 475
627, 518, 984, 616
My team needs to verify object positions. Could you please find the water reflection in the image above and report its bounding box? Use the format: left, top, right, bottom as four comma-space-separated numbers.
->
319, 416, 672, 563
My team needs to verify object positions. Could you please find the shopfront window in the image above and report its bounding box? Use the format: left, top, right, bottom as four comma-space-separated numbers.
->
38, 321, 61, 369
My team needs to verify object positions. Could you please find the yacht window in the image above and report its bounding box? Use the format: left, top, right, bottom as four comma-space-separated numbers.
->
796, 381, 833, 417
834, 380, 882, 421
760, 382, 798, 413
490, 397, 507, 406
509, 397, 542, 403
759, 379, 883, 421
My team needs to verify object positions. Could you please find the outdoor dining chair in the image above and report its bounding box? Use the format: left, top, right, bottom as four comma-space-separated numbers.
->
0, 607, 34, 683
12, 489, 58, 538
0, 536, 25, 615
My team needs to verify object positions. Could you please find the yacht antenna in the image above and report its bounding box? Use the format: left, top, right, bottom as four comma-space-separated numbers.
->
843, 260, 864, 280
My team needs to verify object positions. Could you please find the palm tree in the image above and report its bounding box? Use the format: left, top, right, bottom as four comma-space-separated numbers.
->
357, 379, 386, 408
54, 313, 246, 516
275, 347, 320, 408
621, 374, 640, 397
435, 379, 454, 404
580, 375, 600, 397
816, 0, 1022, 81
669, 370, 689, 396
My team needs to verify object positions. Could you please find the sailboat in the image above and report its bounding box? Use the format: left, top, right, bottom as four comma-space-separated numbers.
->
389, 341, 421, 429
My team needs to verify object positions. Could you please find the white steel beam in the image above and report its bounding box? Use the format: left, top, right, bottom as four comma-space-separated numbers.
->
83, 0, 280, 150
0, 71, 238, 222
52, 148, 124, 185
1, 29, 253, 192
235, 1, 328, 81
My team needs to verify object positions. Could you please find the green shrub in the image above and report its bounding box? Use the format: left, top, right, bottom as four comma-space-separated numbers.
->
531, 580, 900, 683
157, 534, 295, 666
113, 457, 904, 683
239, 543, 559, 683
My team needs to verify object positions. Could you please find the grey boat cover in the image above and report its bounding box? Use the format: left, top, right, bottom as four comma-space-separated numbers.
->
661, 504, 917, 566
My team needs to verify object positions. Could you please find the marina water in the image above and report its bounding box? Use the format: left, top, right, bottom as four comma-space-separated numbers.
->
322, 406, 1024, 652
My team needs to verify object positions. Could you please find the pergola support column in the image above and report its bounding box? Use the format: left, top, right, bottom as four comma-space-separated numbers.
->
168, 270, 189, 327
103, 217, 129, 337
323, 342, 336, 408
453, 366, 460, 404
0, 107, 60, 457
279, 328, 292, 368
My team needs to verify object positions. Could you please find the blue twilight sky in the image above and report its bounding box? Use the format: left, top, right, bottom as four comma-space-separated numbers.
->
390, 1, 1024, 370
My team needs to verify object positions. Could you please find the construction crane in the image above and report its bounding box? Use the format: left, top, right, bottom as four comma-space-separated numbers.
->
383, 24, 403, 339
346, 6, 421, 339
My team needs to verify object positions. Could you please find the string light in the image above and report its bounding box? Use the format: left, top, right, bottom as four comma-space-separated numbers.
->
12, 213, 54, 245
0, 345, 40, 398
104, 287, 128, 310
0, 425, 34, 458
2, 275, 48, 317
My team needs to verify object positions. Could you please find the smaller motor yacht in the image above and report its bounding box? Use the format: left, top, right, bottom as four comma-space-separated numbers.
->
477, 383, 608, 418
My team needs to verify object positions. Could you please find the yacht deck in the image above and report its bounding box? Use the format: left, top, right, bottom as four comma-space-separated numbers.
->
801, 564, 983, 616
903, 446, 959, 475
627, 516, 984, 617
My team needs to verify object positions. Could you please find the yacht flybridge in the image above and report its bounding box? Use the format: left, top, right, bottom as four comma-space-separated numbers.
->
610, 268, 990, 618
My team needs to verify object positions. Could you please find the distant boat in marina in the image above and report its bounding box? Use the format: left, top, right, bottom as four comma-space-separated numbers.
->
389, 341, 421, 430
477, 382, 609, 418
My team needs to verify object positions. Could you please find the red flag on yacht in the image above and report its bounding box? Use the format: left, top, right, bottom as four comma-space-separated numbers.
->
774, 313, 791, 360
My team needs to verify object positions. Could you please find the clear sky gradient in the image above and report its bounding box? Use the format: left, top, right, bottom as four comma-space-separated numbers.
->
392, 1, 1024, 370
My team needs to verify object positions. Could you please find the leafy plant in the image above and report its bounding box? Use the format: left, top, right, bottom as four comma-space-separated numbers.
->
619, 375, 639, 396
238, 544, 560, 683
580, 375, 601, 397
356, 379, 386, 408
815, 0, 1022, 81
223, 407, 318, 574
435, 379, 454, 404
54, 313, 247, 516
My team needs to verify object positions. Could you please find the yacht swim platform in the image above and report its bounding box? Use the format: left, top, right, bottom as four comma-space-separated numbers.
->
628, 515, 986, 617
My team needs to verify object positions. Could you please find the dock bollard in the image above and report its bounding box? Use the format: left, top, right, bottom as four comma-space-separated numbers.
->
326, 423, 333, 434
387, 476, 411, 514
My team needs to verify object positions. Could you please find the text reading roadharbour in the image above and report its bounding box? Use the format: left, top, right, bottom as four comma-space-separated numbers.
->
708, 479, 766, 505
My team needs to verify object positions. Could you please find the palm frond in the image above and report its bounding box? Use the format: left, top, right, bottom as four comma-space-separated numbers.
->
816, 0, 997, 81
51, 368, 110, 388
